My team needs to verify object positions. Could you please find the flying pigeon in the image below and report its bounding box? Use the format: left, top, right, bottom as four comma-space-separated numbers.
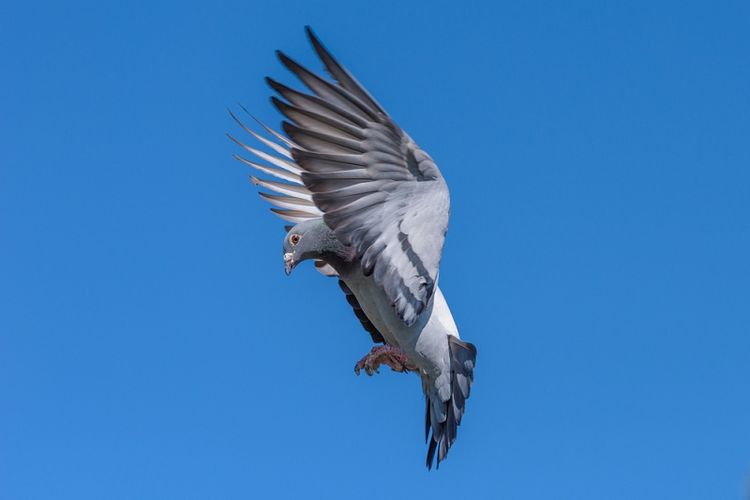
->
229, 27, 477, 469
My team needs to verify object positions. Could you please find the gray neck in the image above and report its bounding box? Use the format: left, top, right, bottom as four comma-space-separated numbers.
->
309, 219, 350, 261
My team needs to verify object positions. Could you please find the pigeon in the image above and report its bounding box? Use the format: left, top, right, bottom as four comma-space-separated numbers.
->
229, 27, 477, 470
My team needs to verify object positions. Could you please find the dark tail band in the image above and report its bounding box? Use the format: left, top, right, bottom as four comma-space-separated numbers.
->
426, 335, 477, 470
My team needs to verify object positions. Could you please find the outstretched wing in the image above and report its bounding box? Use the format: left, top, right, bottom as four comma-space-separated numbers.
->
278, 27, 450, 326
230, 27, 450, 327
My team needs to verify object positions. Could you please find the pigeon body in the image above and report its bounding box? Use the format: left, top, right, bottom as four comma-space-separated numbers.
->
230, 27, 477, 469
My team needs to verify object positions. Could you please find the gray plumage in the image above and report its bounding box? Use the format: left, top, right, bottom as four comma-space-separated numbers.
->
230, 26, 476, 469
338, 279, 385, 345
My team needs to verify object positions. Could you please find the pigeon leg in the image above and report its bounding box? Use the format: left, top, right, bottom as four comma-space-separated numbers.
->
354, 344, 417, 376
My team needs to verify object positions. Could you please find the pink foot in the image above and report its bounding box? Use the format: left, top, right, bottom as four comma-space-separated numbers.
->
354, 345, 417, 376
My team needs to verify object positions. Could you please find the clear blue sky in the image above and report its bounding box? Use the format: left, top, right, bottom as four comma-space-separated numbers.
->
1, 1, 749, 498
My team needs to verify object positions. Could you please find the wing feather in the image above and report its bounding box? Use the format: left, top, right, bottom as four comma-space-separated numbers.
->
229, 118, 319, 221
230, 28, 450, 325
278, 30, 449, 326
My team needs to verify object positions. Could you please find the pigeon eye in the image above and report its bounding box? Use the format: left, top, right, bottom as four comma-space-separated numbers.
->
290, 234, 301, 246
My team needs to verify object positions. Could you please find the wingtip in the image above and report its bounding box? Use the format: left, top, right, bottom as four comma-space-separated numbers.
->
238, 101, 268, 128
265, 76, 283, 93
270, 95, 286, 114
304, 25, 319, 45
272, 97, 297, 124
227, 108, 243, 127
236, 104, 267, 132
304, 25, 332, 67
275, 49, 293, 67
280, 120, 298, 138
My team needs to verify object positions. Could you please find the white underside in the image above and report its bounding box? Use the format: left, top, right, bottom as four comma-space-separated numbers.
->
340, 267, 459, 381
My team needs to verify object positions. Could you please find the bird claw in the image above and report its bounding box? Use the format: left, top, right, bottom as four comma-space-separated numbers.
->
354, 345, 416, 376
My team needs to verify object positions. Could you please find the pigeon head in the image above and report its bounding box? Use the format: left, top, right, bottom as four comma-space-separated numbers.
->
283, 218, 338, 275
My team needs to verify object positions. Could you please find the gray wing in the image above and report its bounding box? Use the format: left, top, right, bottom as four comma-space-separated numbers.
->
275, 27, 450, 326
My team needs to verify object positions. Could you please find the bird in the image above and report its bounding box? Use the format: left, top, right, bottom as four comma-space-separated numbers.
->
228, 26, 477, 470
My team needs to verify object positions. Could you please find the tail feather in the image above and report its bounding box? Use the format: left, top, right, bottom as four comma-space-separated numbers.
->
425, 335, 477, 470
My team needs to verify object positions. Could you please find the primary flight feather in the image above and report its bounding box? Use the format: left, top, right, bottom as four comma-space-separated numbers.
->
229, 27, 477, 469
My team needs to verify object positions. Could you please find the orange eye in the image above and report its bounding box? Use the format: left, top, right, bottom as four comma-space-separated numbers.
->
290, 234, 301, 246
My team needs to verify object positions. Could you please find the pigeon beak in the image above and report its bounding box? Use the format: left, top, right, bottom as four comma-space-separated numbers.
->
283, 252, 295, 275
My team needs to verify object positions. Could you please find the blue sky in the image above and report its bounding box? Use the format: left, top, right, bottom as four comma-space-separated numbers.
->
1, 1, 749, 498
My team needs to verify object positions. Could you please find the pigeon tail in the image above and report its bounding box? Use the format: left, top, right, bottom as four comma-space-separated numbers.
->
425, 335, 477, 470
